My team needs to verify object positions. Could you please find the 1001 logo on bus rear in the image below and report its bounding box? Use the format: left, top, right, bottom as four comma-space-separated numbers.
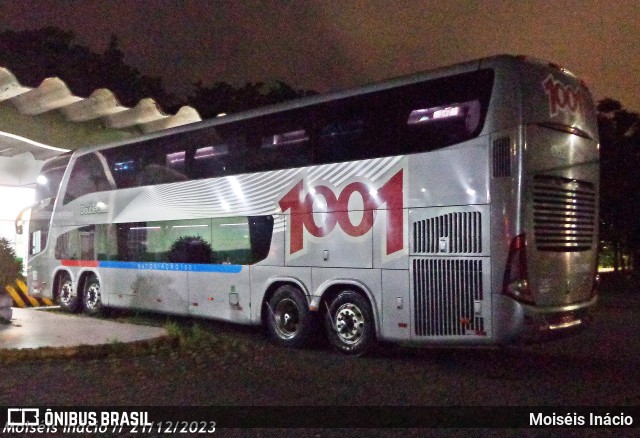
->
278, 170, 404, 256
543, 74, 583, 118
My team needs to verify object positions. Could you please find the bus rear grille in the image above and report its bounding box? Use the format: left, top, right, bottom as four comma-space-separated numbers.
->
413, 258, 483, 336
532, 175, 596, 252
413, 212, 481, 254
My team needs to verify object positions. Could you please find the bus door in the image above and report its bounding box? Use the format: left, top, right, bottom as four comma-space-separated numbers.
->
79, 225, 96, 260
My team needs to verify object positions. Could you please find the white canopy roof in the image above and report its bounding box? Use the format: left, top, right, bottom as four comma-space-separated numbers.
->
0, 67, 202, 161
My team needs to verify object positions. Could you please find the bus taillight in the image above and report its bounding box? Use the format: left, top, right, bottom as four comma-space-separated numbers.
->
503, 233, 534, 304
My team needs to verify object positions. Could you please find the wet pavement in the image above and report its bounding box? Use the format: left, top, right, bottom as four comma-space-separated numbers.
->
0, 307, 167, 350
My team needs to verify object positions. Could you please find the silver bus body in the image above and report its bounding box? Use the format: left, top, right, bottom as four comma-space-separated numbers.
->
25, 55, 599, 351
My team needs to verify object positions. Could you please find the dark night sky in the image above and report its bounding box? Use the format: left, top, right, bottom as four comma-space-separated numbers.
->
2, 0, 639, 110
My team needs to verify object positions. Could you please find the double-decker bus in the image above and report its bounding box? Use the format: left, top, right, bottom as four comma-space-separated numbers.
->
21, 55, 599, 355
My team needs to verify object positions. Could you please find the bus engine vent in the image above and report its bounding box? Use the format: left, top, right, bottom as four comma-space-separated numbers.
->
413, 258, 484, 337
413, 212, 481, 254
532, 175, 596, 252
492, 136, 511, 177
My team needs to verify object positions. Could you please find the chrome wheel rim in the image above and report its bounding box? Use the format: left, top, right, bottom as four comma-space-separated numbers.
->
274, 298, 300, 339
59, 280, 74, 306
85, 282, 101, 310
334, 303, 365, 345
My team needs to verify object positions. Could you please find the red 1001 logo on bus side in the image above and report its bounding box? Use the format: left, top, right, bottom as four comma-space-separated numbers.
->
278, 169, 404, 256
543, 74, 583, 118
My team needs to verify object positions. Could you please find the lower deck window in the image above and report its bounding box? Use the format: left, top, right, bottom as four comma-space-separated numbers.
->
55, 215, 274, 265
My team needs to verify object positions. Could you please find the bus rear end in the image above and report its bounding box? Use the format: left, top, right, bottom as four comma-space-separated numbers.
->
499, 58, 599, 340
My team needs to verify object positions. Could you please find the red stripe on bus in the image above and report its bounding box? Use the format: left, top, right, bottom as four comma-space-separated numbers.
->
61, 260, 99, 267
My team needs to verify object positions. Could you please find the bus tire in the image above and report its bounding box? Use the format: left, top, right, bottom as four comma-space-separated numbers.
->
57, 271, 80, 312
266, 285, 315, 348
82, 274, 103, 316
325, 290, 375, 356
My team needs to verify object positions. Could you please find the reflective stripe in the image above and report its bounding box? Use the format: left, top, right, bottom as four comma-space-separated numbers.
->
60, 260, 243, 274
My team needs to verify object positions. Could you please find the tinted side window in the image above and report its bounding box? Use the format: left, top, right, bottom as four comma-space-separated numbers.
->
72, 69, 493, 190
137, 141, 189, 186
35, 154, 71, 202
55, 225, 95, 260
100, 137, 190, 189
166, 219, 215, 263
246, 112, 311, 172
315, 95, 395, 164
190, 123, 248, 179
395, 69, 494, 154
63, 153, 115, 204
317, 117, 366, 163
56, 216, 273, 265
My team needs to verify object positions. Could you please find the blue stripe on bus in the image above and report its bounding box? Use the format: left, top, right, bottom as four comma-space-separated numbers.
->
97, 260, 243, 273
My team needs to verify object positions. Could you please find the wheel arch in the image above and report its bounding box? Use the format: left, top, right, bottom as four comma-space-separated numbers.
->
315, 279, 381, 339
52, 268, 101, 300
76, 269, 100, 298
260, 277, 311, 326
52, 268, 72, 301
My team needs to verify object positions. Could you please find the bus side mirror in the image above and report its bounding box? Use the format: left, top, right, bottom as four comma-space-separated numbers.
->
16, 224, 23, 235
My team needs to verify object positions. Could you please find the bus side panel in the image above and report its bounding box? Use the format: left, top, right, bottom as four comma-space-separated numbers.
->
488, 130, 523, 341
102, 267, 189, 315
283, 213, 374, 269
188, 267, 252, 323
479, 57, 522, 136
380, 269, 411, 341
404, 144, 490, 209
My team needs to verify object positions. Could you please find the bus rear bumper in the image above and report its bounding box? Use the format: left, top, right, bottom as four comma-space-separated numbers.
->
494, 294, 597, 343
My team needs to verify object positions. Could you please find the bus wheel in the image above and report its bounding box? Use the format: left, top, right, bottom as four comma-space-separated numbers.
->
325, 291, 375, 356
266, 285, 315, 348
57, 272, 79, 312
82, 274, 103, 316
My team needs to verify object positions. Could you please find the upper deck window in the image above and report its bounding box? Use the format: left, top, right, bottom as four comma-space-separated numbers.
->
59, 69, 494, 197
35, 155, 71, 202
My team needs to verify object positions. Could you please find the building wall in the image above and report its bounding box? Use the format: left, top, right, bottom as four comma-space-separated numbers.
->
0, 153, 44, 187
0, 185, 34, 263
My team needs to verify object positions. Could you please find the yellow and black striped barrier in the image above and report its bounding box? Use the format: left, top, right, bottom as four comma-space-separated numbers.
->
4, 279, 54, 308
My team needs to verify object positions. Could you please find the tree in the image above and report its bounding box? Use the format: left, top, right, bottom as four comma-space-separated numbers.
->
187, 80, 316, 119
168, 236, 215, 264
0, 237, 22, 290
0, 27, 177, 108
597, 98, 640, 273
0, 27, 316, 117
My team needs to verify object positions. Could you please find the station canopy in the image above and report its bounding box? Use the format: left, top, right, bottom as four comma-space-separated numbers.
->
0, 66, 202, 187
